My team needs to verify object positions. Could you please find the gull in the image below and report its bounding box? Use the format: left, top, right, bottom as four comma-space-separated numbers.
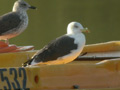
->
23, 21, 89, 66
0, 0, 36, 44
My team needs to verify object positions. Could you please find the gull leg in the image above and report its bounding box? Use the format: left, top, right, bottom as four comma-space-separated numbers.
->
5, 38, 9, 45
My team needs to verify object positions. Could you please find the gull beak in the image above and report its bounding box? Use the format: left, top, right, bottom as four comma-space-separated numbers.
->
81, 28, 90, 33
29, 6, 37, 9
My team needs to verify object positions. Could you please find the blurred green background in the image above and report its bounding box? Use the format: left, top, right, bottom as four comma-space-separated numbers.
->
0, 0, 120, 49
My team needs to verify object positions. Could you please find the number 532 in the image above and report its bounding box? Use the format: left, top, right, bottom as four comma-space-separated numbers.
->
0, 68, 27, 90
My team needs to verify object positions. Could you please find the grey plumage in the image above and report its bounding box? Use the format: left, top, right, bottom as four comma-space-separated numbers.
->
0, 12, 21, 35
0, 0, 36, 43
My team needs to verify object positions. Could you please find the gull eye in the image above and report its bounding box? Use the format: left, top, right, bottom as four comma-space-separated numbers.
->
74, 25, 78, 28
22, 3, 27, 6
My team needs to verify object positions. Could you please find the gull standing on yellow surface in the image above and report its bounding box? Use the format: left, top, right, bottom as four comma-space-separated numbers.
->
23, 22, 89, 66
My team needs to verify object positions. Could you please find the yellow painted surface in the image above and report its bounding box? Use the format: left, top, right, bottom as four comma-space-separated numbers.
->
30, 88, 120, 90
0, 41, 120, 90
83, 41, 120, 53
0, 51, 36, 67
0, 60, 120, 89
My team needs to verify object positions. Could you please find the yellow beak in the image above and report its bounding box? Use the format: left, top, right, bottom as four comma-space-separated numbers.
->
81, 28, 90, 33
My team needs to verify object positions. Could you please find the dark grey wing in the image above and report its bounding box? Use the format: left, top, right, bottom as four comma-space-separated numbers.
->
31, 35, 78, 63
0, 12, 21, 35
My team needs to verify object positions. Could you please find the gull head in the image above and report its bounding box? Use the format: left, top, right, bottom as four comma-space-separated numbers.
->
13, 0, 36, 12
67, 22, 89, 34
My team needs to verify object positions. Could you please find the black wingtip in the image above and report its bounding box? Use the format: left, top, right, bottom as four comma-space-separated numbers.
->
22, 59, 33, 67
